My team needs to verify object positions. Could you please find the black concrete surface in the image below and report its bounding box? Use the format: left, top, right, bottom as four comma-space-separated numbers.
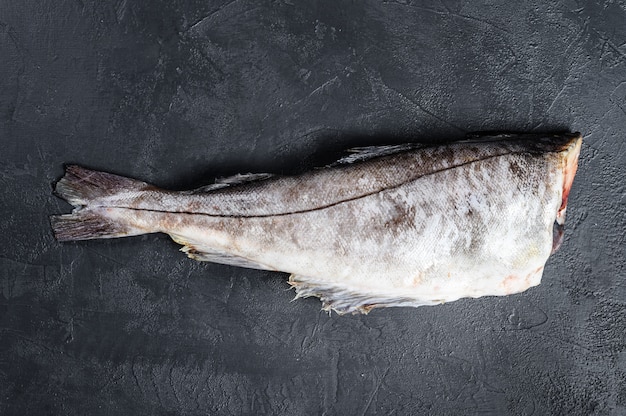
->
1, 0, 625, 414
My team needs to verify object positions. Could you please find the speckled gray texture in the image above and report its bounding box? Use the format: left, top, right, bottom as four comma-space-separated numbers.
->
0, 1, 624, 415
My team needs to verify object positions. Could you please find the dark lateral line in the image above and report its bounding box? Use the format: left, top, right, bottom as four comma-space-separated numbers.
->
108, 150, 532, 219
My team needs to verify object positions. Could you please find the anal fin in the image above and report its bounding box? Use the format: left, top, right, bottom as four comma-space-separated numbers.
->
182, 246, 273, 270
289, 274, 436, 315
169, 234, 273, 270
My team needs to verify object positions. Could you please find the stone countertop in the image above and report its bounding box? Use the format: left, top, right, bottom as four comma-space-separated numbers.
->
1, 1, 625, 414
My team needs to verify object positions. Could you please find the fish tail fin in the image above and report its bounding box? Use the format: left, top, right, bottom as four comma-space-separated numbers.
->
53, 164, 151, 207
51, 165, 153, 241
50, 209, 146, 241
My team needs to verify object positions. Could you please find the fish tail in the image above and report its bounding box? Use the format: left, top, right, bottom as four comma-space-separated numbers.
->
50, 209, 145, 241
51, 165, 152, 241
53, 164, 150, 206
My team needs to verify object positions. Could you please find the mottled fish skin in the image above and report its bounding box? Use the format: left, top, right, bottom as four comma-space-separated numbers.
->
50, 133, 582, 314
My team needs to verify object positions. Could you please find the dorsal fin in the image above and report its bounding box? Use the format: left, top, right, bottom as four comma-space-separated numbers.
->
191, 173, 274, 193
332, 143, 421, 165
191, 146, 418, 193
216, 173, 274, 185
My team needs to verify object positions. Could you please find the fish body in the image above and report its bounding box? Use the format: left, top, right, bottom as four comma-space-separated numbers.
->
51, 133, 582, 313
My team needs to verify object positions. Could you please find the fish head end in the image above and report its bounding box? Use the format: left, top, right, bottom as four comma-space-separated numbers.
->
556, 133, 582, 226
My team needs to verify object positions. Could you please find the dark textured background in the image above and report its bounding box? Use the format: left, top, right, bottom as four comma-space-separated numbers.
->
1, 0, 625, 414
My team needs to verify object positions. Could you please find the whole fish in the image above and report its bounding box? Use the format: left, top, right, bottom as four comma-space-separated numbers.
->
51, 133, 582, 314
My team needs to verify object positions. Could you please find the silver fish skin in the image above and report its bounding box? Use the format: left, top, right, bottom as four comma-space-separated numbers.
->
51, 133, 582, 314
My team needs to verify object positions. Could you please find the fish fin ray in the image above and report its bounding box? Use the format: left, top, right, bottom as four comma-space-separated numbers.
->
288, 274, 436, 314
191, 173, 274, 193
50, 209, 145, 241
169, 235, 272, 270
216, 173, 274, 185
332, 144, 421, 165
54, 165, 151, 207
184, 247, 272, 270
